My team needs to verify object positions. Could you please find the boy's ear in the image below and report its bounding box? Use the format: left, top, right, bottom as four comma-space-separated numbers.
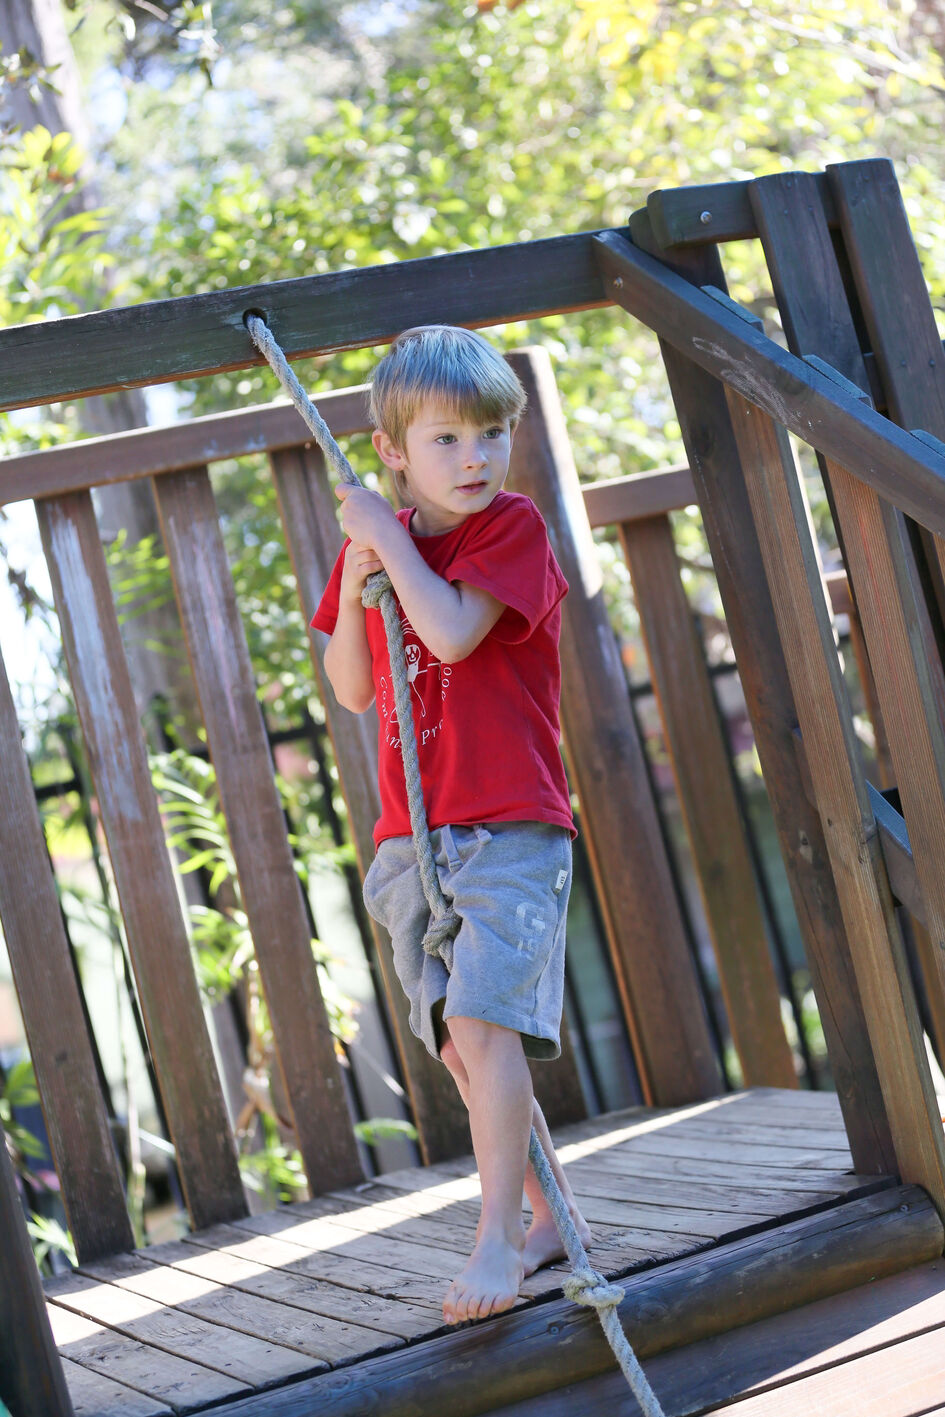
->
372, 428, 405, 469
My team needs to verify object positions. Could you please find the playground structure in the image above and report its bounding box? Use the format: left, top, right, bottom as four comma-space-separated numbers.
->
3, 156, 945, 1413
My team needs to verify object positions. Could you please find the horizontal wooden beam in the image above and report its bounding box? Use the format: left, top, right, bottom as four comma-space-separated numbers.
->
638, 171, 838, 249
581, 464, 694, 527
0, 232, 615, 414
0, 390, 371, 506
593, 231, 945, 540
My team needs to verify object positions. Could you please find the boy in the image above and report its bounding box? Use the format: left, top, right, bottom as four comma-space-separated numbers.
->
312, 325, 590, 1325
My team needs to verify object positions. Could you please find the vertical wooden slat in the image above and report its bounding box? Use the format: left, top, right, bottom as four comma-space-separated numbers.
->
273, 439, 587, 1133
0, 1120, 75, 1417
624, 213, 894, 1173
722, 389, 945, 1209
751, 167, 945, 1075
36, 491, 246, 1231
0, 643, 133, 1262
506, 348, 721, 1106
828, 157, 945, 645
617, 512, 796, 1088
270, 440, 471, 1161
152, 466, 364, 1195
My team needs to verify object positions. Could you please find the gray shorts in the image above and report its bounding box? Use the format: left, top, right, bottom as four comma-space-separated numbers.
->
362, 821, 572, 1062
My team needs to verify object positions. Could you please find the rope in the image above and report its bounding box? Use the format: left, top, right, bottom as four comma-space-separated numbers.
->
244, 314, 665, 1416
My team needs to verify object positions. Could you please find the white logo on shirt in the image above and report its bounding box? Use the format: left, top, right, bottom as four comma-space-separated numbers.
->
380, 612, 451, 751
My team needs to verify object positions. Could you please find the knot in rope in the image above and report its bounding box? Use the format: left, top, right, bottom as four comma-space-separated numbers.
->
360, 570, 393, 609
422, 906, 461, 967
563, 1267, 626, 1312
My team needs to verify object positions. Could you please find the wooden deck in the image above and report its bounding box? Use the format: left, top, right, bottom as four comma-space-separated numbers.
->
41, 1086, 926, 1416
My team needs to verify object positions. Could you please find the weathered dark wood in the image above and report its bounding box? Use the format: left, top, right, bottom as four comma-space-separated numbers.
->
751, 168, 945, 1079
152, 465, 363, 1195
0, 232, 615, 413
270, 440, 472, 1163
592, 229, 945, 539
581, 464, 695, 527
0, 390, 371, 506
506, 349, 720, 1105
617, 511, 796, 1088
0, 646, 133, 1261
36, 490, 247, 1229
721, 385, 945, 1208
206, 1185, 942, 1416
624, 218, 894, 1174
868, 786, 924, 923
488, 1259, 945, 1417
644, 172, 837, 249
0, 1120, 75, 1417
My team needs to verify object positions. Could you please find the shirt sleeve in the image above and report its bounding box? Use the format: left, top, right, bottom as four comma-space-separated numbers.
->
444, 498, 568, 643
310, 539, 350, 635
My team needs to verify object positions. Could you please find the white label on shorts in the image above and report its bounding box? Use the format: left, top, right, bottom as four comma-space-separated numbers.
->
554, 870, 568, 894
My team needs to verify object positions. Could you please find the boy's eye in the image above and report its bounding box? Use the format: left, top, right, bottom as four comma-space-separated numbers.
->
435, 434, 457, 444
483, 427, 504, 439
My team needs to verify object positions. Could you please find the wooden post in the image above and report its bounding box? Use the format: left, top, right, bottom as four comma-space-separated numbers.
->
152, 466, 364, 1195
36, 491, 248, 1231
0, 644, 133, 1262
722, 388, 945, 1210
617, 511, 796, 1087
507, 348, 720, 1106
751, 167, 945, 1082
0, 1122, 75, 1417
608, 215, 895, 1173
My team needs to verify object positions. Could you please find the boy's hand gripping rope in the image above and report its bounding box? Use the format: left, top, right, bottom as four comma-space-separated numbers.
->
244, 314, 666, 1417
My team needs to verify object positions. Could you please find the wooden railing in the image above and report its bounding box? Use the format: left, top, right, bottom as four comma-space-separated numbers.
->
4, 155, 945, 1417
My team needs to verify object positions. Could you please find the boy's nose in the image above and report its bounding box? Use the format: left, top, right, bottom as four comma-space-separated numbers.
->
463, 443, 488, 469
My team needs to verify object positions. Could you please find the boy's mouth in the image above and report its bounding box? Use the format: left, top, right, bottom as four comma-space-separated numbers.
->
457, 480, 488, 493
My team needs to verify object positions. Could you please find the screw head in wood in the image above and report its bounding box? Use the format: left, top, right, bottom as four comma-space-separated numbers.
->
613, 276, 624, 288
700, 210, 713, 225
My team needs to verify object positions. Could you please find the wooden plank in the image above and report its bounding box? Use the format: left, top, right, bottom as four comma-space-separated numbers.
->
152, 465, 362, 1195
48, 1271, 324, 1386
124, 1237, 438, 1340
619, 218, 894, 1174
581, 464, 695, 527
206, 1185, 943, 1417
36, 491, 246, 1230
60, 1357, 172, 1417
0, 232, 612, 413
618, 511, 796, 1088
183, 1220, 446, 1308
593, 228, 945, 540
506, 347, 720, 1106
488, 1259, 945, 1416
0, 1120, 75, 1417
644, 172, 838, 249
73, 1253, 400, 1368
719, 382, 945, 1208
0, 644, 133, 1261
752, 173, 945, 1072
45, 1300, 249, 1413
0, 390, 371, 507
270, 441, 471, 1163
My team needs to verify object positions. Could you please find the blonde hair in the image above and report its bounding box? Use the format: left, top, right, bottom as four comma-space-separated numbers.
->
369, 325, 527, 451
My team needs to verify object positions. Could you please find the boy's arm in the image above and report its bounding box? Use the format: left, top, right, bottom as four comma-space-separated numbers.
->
336, 486, 505, 663
322, 541, 382, 713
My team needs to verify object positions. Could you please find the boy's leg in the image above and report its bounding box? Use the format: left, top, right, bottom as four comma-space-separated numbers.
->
440, 1022, 592, 1298
440, 1015, 532, 1323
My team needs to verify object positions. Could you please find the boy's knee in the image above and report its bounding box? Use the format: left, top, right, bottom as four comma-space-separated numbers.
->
440, 1034, 467, 1085
447, 1015, 523, 1066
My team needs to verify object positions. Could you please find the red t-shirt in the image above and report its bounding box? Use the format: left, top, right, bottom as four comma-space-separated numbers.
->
312, 489, 574, 846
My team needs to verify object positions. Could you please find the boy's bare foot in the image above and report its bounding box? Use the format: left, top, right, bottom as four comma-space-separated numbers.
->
442, 1234, 525, 1323
522, 1210, 593, 1277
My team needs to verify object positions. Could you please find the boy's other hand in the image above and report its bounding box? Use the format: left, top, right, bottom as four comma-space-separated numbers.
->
339, 540, 385, 605
335, 483, 400, 552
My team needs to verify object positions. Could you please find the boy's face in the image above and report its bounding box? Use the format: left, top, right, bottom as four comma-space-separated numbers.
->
372, 399, 513, 536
